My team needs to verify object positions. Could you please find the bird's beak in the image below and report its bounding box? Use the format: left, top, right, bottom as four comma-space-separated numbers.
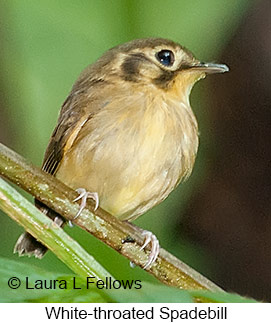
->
191, 62, 229, 74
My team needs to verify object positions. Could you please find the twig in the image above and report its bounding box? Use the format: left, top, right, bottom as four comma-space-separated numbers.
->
0, 142, 223, 292
0, 176, 113, 281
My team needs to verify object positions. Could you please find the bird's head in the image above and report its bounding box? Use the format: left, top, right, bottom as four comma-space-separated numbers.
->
94, 38, 229, 99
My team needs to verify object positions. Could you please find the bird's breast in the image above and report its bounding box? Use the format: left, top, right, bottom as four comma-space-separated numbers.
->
56, 90, 198, 220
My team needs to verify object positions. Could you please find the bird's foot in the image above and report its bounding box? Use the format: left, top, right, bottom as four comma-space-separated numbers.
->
72, 188, 99, 222
140, 230, 159, 269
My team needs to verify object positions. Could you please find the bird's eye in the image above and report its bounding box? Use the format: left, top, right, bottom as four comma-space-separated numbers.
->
155, 50, 174, 67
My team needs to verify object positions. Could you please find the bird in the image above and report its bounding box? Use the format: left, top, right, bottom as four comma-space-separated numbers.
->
14, 38, 228, 269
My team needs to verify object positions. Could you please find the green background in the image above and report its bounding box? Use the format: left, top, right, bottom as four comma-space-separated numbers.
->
0, 0, 253, 286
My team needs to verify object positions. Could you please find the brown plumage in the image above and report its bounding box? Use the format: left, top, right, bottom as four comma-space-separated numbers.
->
14, 38, 228, 267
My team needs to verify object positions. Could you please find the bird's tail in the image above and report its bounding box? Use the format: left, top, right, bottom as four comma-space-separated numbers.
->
14, 199, 65, 258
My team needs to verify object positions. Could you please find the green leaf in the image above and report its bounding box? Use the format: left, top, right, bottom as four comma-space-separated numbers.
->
31, 284, 111, 303
0, 258, 258, 303
0, 257, 193, 303
105, 281, 193, 303
190, 290, 258, 303
0, 257, 110, 303
0, 258, 194, 303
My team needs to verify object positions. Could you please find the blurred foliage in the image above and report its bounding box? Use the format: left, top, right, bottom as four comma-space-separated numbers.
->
0, 258, 256, 303
0, 0, 253, 294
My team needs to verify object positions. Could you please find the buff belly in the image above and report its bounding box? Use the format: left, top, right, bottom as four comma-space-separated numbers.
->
56, 95, 198, 220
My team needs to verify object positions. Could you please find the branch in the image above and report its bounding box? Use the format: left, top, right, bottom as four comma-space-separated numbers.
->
0, 177, 113, 281
0, 142, 223, 292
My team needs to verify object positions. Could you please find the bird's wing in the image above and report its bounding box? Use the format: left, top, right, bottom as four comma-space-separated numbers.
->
42, 94, 88, 175
41, 71, 109, 175
18, 79, 107, 258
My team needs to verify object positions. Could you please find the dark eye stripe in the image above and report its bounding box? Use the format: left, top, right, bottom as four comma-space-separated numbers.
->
156, 50, 174, 66
121, 53, 152, 82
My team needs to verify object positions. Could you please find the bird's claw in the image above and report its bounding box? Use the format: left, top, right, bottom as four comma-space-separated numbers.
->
73, 188, 99, 220
140, 230, 159, 269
